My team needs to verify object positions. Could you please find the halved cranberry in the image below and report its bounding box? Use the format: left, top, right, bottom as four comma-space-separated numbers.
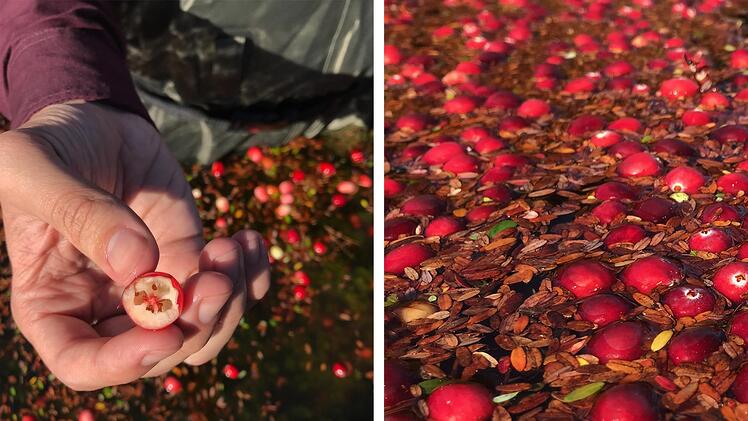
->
605, 224, 647, 248
384, 361, 415, 407
667, 327, 722, 365
385, 218, 419, 240
427, 383, 494, 421
621, 256, 682, 293
423, 142, 465, 165
663, 166, 706, 194
633, 197, 675, 224
578, 294, 632, 327
586, 321, 646, 363
568, 114, 606, 137
717, 173, 748, 195
594, 182, 637, 201
517, 98, 551, 119
608, 141, 645, 158
713, 262, 748, 303
688, 228, 732, 253
730, 311, 748, 342
425, 216, 465, 237
662, 285, 716, 318
443, 155, 479, 174
555, 260, 616, 298
617, 152, 661, 177
401, 195, 446, 216
384, 243, 434, 274
592, 200, 627, 224
701, 203, 740, 223
682, 110, 711, 126
590, 383, 660, 421
651, 139, 695, 157
710, 125, 748, 143
465, 205, 499, 223
659, 78, 699, 101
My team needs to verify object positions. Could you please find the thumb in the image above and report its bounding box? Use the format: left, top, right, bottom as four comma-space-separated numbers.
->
0, 132, 159, 285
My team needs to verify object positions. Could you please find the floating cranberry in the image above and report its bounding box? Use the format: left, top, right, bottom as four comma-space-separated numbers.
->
211, 161, 225, 177
384, 243, 434, 274
481, 185, 513, 204
423, 142, 465, 165
633, 197, 675, 224
578, 294, 632, 327
331, 194, 347, 207
427, 383, 494, 421
592, 200, 627, 224
589, 383, 660, 421
401, 195, 446, 216
313, 240, 327, 255
659, 78, 699, 101
699, 92, 730, 110
739, 243, 748, 259
246, 146, 263, 163
713, 262, 748, 303
563, 77, 596, 94
710, 125, 748, 143
621, 256, 682, 294
385, 218, 419, 240
385, 361, 415, 407
604, 61, 635, 77
465, 205, 499, 223
701, 203, 740, 223
731, 49, 748, 69
651, 139, 695, 157
568, 114, 606, 137
493, 153, 529, 168
396, 114, 431, 132
667, 327, 722, 365
688, 228, 731, 253
730, 311, 748, 342
586, 321, 646, 363
480, 166, 514, 185
517, 98, 550, 119
605, 224, 647, 248
663, 166, 706, 194
385, 178, 404, 198
662, 285, 716, 318
617, 152, 661, 177
318, 162, 336, 177
608, 117, 642, 133
164, 376, 182, 394
443, 154, 479, 174
594, 182, 637, 201
498, 116, 529, 133
444, 96, 479, 114
460, 127, 491, 142
608, 140, 645, 158
425, 216, 465, 237
223, 364, 239, 379
717, 173, 748, 195
483, 91, 520, 110
682, 110, 711, 126
590, 130, 622, 148
292, 285, 308, 300
332, 362, 348, 378
555, 260, 616, 298
474, 137, 506, 154
384, 45, 402, 65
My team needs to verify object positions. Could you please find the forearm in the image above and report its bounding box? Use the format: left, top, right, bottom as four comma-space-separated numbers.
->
0, 0, 150, 128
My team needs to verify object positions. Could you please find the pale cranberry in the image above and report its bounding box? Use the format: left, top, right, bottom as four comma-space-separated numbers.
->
578, 294, 632, 327
651, 139, 695, 157
425, 216, 465, 237
633, 197, 675, 224
608, 141, 645, 158
586, 321, 646, 363
605, 224, 647, 248
667, 327, 722, 365
592, 200, 627, 224
621, 256, 682, 293
659, 78, 699, 101
717, 173, 748, 195
713, 262, 748, 303
730, 311, 748, 342
384, 361, 415, 407
688, 228, 732, 253
662, 285, 716, 317
682, 110, 711, 126
517, 98, 550, 119
589, 383, 660, 421
423, 142, 465, 165
701, 203, 740, 223
568, 114, 606, 137
384, 243, 434, 274
384, 218, 418, 240
427, 383, 494, 421
617, 152, 661, 177
663, 166, 706, 193
555, 260, 616, 298
594, 182, 637, 201
401, 195, 446, 216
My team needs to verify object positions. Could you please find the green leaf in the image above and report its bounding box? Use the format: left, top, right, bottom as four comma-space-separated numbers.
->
670, 192, 689, 203
493, 391, 519, 403
469, 233, 480, 240
384, 294, 399, 307
562, 382, 606, 402
640, 135, 654, 144
418, 378, 449, 395
427, 295, 437, 302
488, 220, 518, 238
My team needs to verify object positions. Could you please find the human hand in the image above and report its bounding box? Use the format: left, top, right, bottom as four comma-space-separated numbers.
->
0, 102, 270, 390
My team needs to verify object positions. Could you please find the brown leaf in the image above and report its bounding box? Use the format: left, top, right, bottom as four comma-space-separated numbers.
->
511, 346, 528, 371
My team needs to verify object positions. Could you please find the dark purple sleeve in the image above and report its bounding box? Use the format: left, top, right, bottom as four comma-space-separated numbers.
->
0, 1, 151, 128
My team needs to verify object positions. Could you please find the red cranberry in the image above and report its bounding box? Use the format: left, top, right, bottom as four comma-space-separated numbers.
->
717, 173, 748, 195
701, 203, 740, 224
662, 285, 716, 318
517, 98, 550, 119
617, 152, 661, 177
738, 161, 748, 172
731, 49, 748, 69
444, 96, 479, 114
738, 88, 748, 102
594, 182, 637, 201
710, 125, 748, 143
384, 361, 415, 407
659, 78, 699, 101
603, 61, 635, 77
474, 137, 507, 154
608, 140, 645, 158
586, 321, 646, 363
480, 166, 515, 185
555, 260, 616, 298
384, 218, 418, 240
732, 365, 748, 404
667, 327, 722, 365
568, 114, 606, 137
493, 153, 529, 168
713, 262, 748, 303
423, 142, 466, 165
465, 205, 499, 223
651, 139, 695, 157
318, 162, 336, 177
427, 383, 494, 421
481, 185, 513, 204
739, 243, 748, 259
682, 110, 711, 126
443, 155, 479, 174
425, 216, 465, 237
385, 178, 404, 198
396, 114, 431, 132
605, 224, 647, 248
607, 77, 633, 92
730, 311, 748, 342
460, 127, 491, 142
578, 294, 632, 327
401, 195, 446, 216
688, 228, 732, 253
401, 145, 427, 161
484, 91, 520, 110
499, 116, 529, 133
633, 197, 675, 224
608, 117, 642, 133
384, 243, 434, 274
699, 92, 730, 110
589, 383, 660, 421
164, 376, 182, 394
663, 166, 706, 194
563, 77, 596, 94
592, 200, 627, 224
590, 130, 622, 148
621, 256, 682, 294
384, 45, 402, 66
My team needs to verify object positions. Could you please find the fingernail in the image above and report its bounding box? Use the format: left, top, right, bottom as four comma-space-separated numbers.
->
198, 298, 225, 324
107, 228, 147, 281
141, 351, 170, 366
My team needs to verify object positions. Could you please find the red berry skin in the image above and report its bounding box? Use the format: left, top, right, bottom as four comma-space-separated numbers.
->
401, 144, 428, 160
732, 49, 748, 69
592, 200, 627, 224
594, 182, 637, 201
662, 285, 716, 318
555, 260, 616, 298
164, 376, 182, 394
578, 294, 632, 327
292, 285, 308, 300
331, 194, 347, 208
589, 383, 660, 421
223, 364, 239, 379
701, 203, 740, 224
517, 98, 550, 119
384, 178, 404, 198
586, 321, 646, 363
422, 142, 465, 166
396, 114, 431, 132
733, 365, 748, 403
617, 152, 661, 178
664, 166, 706, 194
688, 228, 732, 253
482, 185, 513, 204
633, 197, 675, 224
384, 361, 414, 407
294, 271, 311, 286
718, 173, 748, 195
667, 327, 723, 365
210, 161, 225, 177
621, 256, 682, 294
493, 153, 529, 168
384, 45, 402, 66
465, 205, 500, 224
605, 224, 647, 248
682, 110, 711, 126
568, 115, 606, 137
384, 243, 434, 274
318, 162, 336, 177
350, 149, 365, 164
77, 410, 95, 421
608, 140, 645, 159
730, 311, 748, 342
659, 78, 699, 101
608, 117, 642, 133
426, 383, 494, 421
700, 92, 730, 110
444, 96, 479, 114
484, 91, 520, 110
710, 125, 748, 143
480, 166, 514, 185
385, 218, 419, 240
400, 195, 446, 216
474, 137, 506, 154
246, 146, 263, 163
713, 262, 748, 304
425, 216, 465, 237
443, 154, 479, 174
332, 362, 348, 378
313, 241, 327, 255
291, 169, 306, 183
652, 139, 696, 157
590, 130, 622, 148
